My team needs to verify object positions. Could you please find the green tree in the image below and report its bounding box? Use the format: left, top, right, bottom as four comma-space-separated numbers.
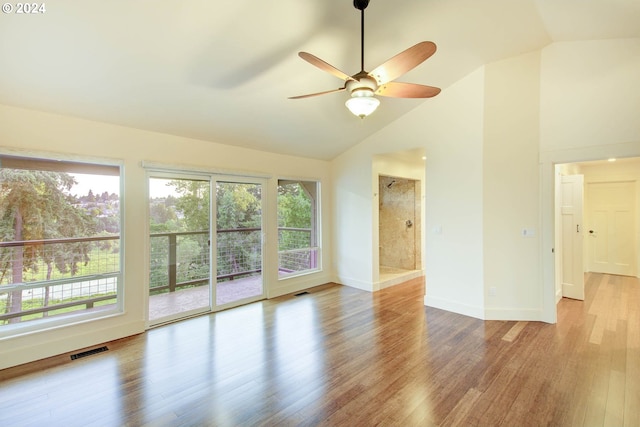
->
148, 180, 211, 292
0, 169, 96, 322
216, 183, 261, 230
164, 180, 264, 278
278, 183, 311, 228
215, 183, 262, 277
149, 200, 178, 232
277, 183, 312, 255
171, 180, 210, 231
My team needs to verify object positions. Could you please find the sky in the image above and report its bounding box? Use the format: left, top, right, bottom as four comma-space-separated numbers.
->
69, 174, 179, 198
69, 173, 119, 197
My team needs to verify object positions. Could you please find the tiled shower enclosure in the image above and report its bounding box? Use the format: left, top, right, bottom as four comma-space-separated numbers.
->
378, 175, 422, 273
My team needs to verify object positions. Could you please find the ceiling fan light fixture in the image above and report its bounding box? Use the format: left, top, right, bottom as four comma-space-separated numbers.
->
345, 95, 379, 118
345, 88, 379, 118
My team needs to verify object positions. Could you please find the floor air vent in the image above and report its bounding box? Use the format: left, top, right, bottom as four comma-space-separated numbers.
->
294, 291, 309, 296
70, 346, 108, 360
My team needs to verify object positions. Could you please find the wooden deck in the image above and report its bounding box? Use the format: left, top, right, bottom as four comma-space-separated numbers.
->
148, 275, 263, 321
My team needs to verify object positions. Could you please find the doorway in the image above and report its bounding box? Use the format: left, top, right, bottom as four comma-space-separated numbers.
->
586, 181, 637, 277
378, 175, 422, 286
147, 174, 266, 325
555, 157, 640, 307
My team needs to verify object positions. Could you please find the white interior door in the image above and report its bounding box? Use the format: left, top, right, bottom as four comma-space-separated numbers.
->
587, 181, 637, 276
560, 175, 584, 300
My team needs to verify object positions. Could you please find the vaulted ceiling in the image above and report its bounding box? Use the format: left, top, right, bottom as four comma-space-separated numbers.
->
1, 0, 639, 160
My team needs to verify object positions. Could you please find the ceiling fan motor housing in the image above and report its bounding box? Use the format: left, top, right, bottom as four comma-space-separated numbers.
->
346, 73, 377, 97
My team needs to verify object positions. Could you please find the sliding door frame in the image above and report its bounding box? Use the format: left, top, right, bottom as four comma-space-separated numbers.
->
146, 169, 269, 327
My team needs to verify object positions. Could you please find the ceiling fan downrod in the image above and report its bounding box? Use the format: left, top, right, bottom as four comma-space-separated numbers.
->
354, 0, 370, 72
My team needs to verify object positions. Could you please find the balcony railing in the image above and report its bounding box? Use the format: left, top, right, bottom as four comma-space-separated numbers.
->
149, 227, 316, 294
1, 227, 317, 324
277, 227, 318, 275
0, 235, 120, 324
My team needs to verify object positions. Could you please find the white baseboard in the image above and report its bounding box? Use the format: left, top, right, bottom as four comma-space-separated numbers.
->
424, 295, 484, 320
425, 294, 543, 321
334, 275, 373, 292
268, 273, 335, 298
484, 307, 543, 321
0, 320, 145, 370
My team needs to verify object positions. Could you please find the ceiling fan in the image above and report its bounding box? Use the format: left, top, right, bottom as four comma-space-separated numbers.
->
289, 0, 441, 118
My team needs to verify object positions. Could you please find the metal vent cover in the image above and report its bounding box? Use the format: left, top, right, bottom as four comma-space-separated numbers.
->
70, 346, 108, 360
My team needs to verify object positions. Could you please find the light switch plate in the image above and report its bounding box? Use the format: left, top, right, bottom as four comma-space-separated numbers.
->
521, 228, 536, 238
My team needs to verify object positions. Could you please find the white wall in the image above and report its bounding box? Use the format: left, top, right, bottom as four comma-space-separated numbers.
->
483, 51, 543, 320
0, 104, 333, 369
330, 143, 375, 290
540, 39, 640, 152
332, 68, 486, 317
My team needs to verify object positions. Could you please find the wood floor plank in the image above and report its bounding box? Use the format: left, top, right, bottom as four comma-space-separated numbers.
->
438, 387, 482, 427
584, 334, 614, 423
604, 369, 626, 427
502, 320, 528, 342
1, 273, 638, 426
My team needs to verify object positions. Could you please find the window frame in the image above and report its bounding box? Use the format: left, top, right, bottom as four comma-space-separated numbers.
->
276, 178, 322, 279
0, 151, 124, 339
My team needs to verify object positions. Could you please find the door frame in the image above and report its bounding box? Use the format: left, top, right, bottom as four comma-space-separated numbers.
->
541, 143, 640, 324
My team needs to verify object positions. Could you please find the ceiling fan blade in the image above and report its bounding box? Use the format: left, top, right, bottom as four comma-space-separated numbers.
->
298, 52, 356, 82
376, 82, 441, 98
288, 87, 346, 100
368, 41, 437, 85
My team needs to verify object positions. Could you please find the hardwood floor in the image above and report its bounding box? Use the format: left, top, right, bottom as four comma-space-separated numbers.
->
1, 273, 638, 426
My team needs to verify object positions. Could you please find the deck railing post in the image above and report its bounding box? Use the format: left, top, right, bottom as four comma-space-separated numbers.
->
168, 234, 177, 293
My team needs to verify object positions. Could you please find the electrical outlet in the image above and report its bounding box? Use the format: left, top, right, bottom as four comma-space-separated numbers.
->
488, 286, 497, 297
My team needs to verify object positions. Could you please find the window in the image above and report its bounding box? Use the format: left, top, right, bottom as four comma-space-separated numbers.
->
277, 179, 319, 277
0, 154, 122, 336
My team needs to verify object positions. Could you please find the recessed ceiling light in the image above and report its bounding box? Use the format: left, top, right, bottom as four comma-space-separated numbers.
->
608, 158, 616, 162
421, 156, 427, 160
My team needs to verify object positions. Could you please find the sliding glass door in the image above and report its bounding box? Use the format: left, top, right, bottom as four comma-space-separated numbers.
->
147, 174, 266, 325
148, 176, 211, 324
214, 179, 264, 307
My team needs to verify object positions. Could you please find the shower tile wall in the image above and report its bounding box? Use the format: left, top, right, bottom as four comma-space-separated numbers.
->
379, 176, 421, 271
